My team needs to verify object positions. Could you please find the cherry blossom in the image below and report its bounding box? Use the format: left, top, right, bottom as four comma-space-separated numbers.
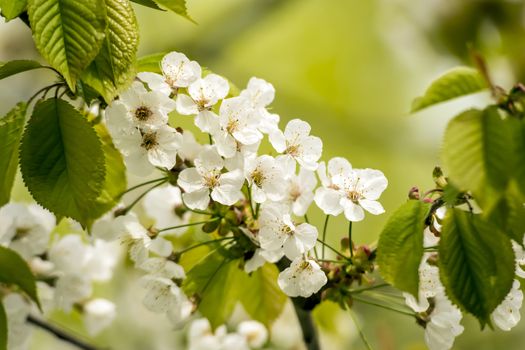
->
178, 147, 244, 209
277, 256, 327, 297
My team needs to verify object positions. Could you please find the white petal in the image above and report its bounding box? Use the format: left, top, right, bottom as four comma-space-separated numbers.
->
183, 188, 210, 210
359, 199, 385, 215
314, 188, 343, 216
176, 94, 199, 115
178, 168, 204, 192
195, 110, 220, 133
137, 72, 172, 96
341, 198, 365, 222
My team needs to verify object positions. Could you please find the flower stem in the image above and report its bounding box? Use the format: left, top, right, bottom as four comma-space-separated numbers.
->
348, 221, 354, 258
316, 239, 351, 261
122, 180, 168, 214
27, 315, 102, 350
349, 310, 373, 350
177, 236, 235, 256
321, 215, 329, 259
351, 295, 415, 317
157, 218, 220, 233
347, 283, 389, 294
117, 177, 168, 199
247, 185, 256, 219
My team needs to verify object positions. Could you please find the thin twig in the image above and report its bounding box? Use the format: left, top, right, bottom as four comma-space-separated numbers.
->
349, 310, 373, 350
157, 218, 220, 233
316, 239, 350, 261
27, 315, 104, 350
321, 215, 329, 259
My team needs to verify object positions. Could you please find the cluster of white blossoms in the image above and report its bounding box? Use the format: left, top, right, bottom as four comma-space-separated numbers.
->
187, 318, 268, 350
0, 203, 119, 349
404, 208, 524, 350
102, 51, 388, 301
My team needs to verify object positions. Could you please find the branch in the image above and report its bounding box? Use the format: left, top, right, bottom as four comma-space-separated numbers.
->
291, 300, 321, 350
27, 315, 104, 350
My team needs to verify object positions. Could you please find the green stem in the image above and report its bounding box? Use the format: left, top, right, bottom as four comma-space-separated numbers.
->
352, 295, 415, 317
349, 310, 373, 350
27, 83, 64, 106
321, 215, 329, 259
117, 177, 168, 199
347, 283, 389, 294
157, 218, 220, 233
304, 214, 309, 223
123, 180, 167, 214
177, 237, 235, 256
348, 221, 354, 258
316, 239, 350, 261
317, 259, 346, 264
247, 185, 256, 219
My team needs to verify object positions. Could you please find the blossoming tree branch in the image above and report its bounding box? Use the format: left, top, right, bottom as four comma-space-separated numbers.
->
0, 1, 524, 350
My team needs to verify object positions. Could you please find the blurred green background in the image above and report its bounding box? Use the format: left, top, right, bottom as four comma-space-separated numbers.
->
1, 0, 524, 349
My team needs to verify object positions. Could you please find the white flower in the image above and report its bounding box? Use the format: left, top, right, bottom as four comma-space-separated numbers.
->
178, 147, 244, 209
140, 276, 192, 325
244, 248, 283, 273
116, 124, 182, 176
239, 77, 279, 134
0, 203, 55, 259
188, 318, 223, 350
491, 279, 523, 331
424, 293, 464, 350
176, 74, 229, 132
54, 274, 93, 312
112, 214, 173, 262
403, 259, 443, 313
143, 184, 191, 235
221, 334, 249, 350
237, 320, 268, 348
83, 298, 116, 336
269, 119, 322, 171
513, 241, 525, 278
4, 294, 32, 350
105, 82, 176, 133
179, 130, 204, 162
277, 256, 327, 298
240, 77, 275, 110
282, 167, 317, 217
213, 96, 262, 158
161, 52, 202, 88
315, 165, 387, 222
138, 51, 201, 94
139, 257, 186, 280
259, 204, 317, 259
244, 155, 286, 203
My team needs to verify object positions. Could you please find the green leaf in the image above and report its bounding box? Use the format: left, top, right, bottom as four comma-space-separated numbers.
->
240, 264, 287, 327
0, 0, 27, 21
411, 67, 488, 112
183, 252, 243, 328
0, 246, 40, 309
152, 0, 195, 22
0, 300, 6, 350
136, 52, 166, 74
0, 60, 44, 80
511, 117, 525, 200
82, 0, 139, 102
130, 0, 165, 10
28, 0, 107, 90
376, 200, 431, 297
442, 107, 514, 213
20, 98, 105, 227
0, 103, 26, 207
83, 122, 127, 228
486, 183, 525, 246
438, 209, 515, 326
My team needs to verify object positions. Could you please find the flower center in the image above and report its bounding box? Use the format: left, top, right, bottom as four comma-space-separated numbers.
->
14, 226, 31, 240
347, 190, 362, 203
226, 118, 239, 134
141, 131, 159, 150
285, 143, 300, 157
203, 170, 221, 188
135, 106, 153, 121
280, 224, 294, 236
251, 168, 265, 187
289, 183, 301, 201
